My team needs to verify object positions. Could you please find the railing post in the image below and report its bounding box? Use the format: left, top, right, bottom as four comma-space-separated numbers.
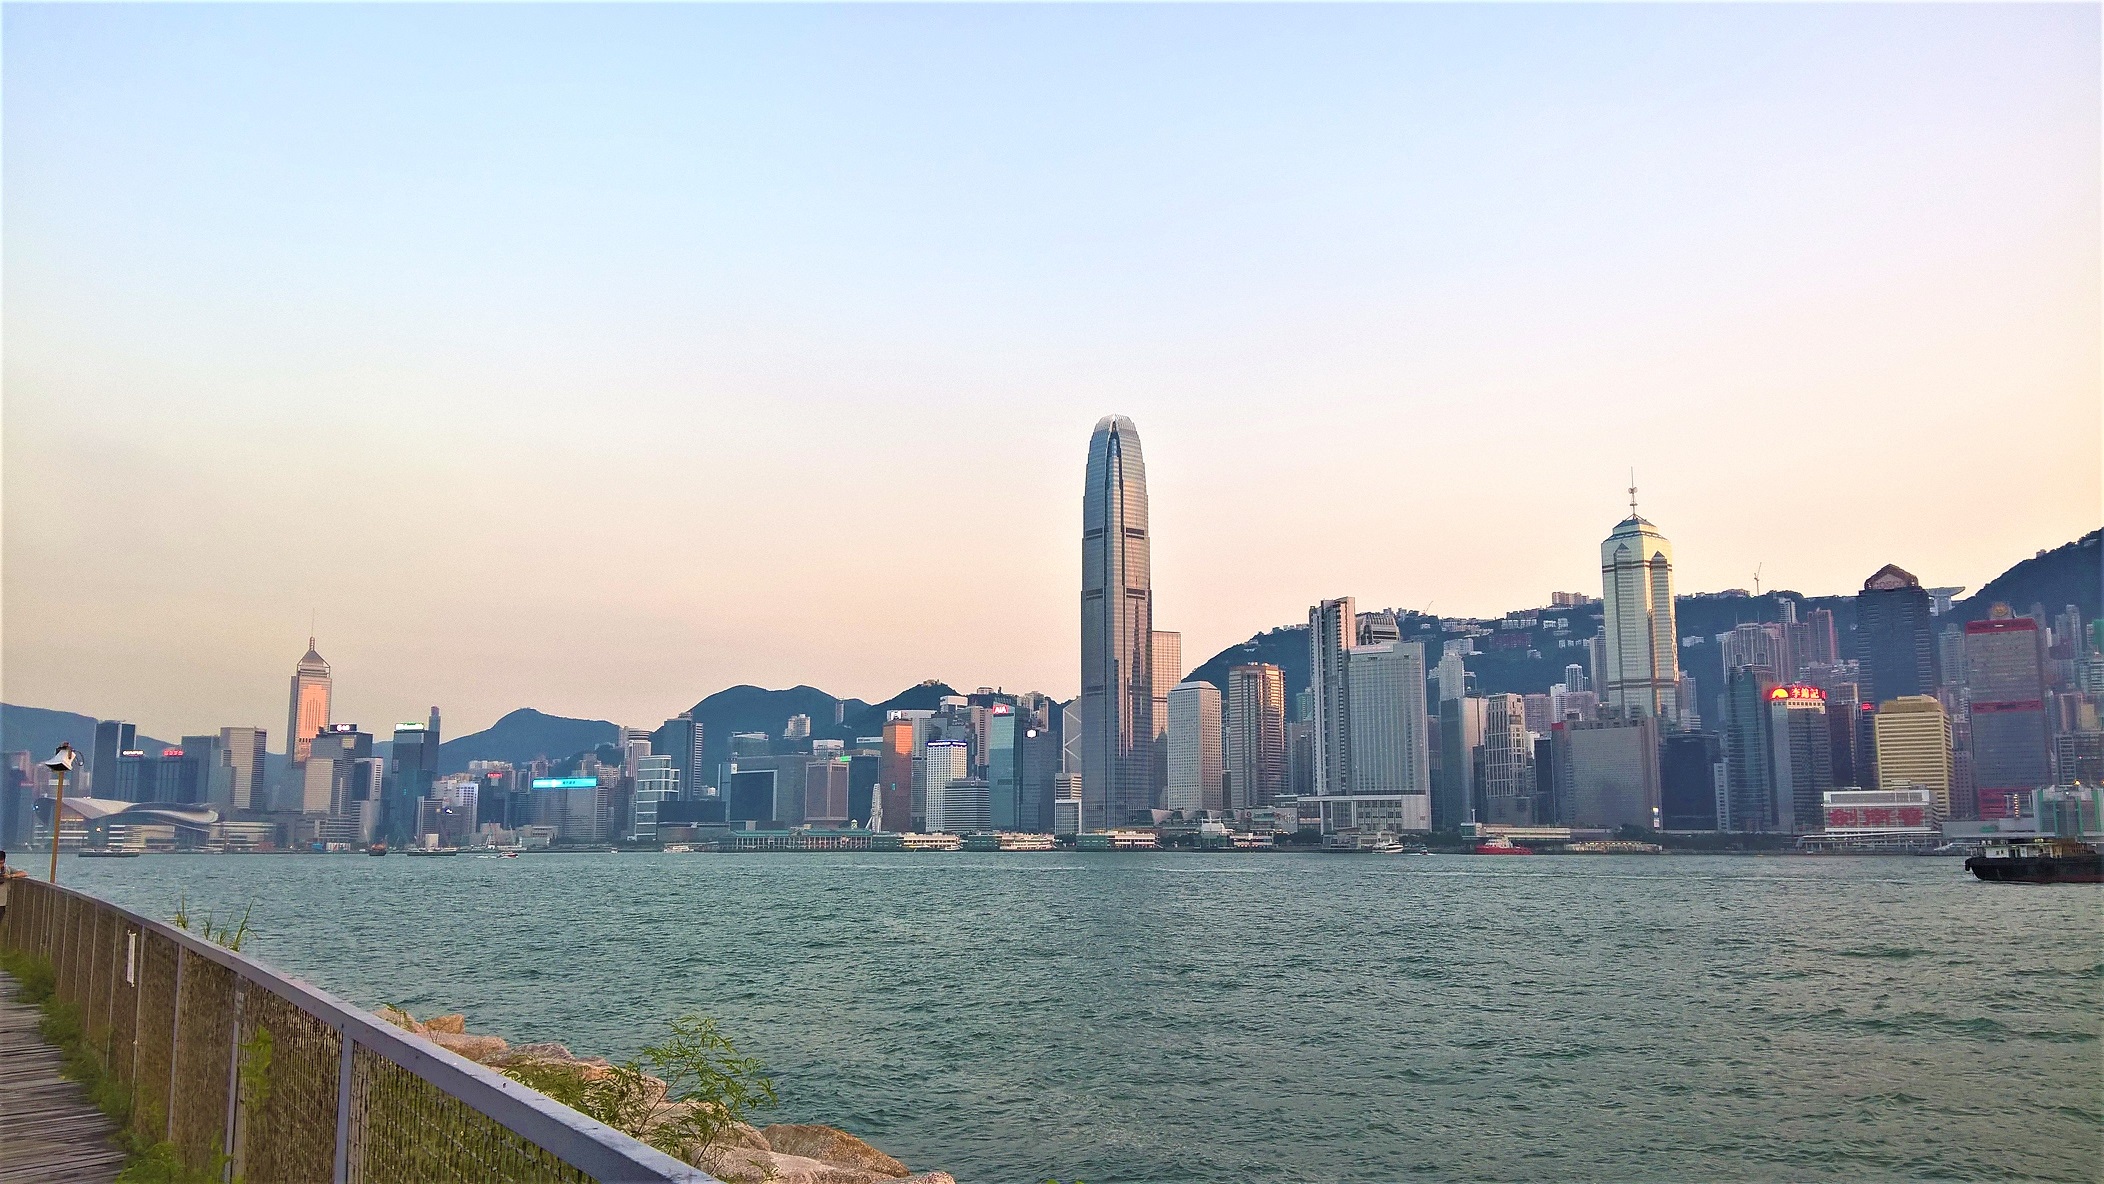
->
167, 944, 186, 1143
222, 978, 244, 1184
332, 1031, 355, 1184
130, 928, 147, 1090
106, 915, 121, 1068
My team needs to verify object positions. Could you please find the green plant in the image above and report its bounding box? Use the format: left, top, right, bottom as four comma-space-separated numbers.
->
498, 1013, 776, 1163
170, 894, 255, 951
0, 945, 56, 1003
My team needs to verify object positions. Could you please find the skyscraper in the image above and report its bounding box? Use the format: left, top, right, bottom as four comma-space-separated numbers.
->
92, 720, 137, 797
879, 715, 915, 832
1965, 614, 2050, 819
218, 727, 267, 812
1479, 693, 1534, 825
1308, 597, 1355, 795
286, 637, 333, 765
651, 712, 707, 800
1720, 665, 1780, 831
385, 708, 442, 845
1599, 499, 1680, 724
1435, 696, 1485, 830
1767, 685, 1834, 833
1150, 630, 1182, 801
1080, 415, 1154, 831
1225, 663, 1287, 810
1857, 565, 1939, 704
1165, 682, 1224, 817
924, 740, 970, 833
1874, 695, 1953, 820
1346, 642, 1431, 799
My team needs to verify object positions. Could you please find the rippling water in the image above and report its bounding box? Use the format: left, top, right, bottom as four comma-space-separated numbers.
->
57, 852, 2103, 1183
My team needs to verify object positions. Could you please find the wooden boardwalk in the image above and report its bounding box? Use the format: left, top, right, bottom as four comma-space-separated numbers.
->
0, 971, 126, 1184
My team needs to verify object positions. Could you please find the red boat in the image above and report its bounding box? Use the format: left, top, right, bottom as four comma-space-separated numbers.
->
1473, 835, 1534, 855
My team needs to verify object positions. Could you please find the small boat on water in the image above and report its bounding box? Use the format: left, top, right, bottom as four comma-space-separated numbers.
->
1369, 838, 1430, 855
1472, 835, 1534, 855
77, 848, 141, 858
1964, 836, 2103, 884
403, 847, 461, 857
367, 843, 389, 857
500, 850, 520, 858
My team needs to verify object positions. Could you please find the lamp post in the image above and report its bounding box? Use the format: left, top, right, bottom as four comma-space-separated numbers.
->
43, 743, 78, 882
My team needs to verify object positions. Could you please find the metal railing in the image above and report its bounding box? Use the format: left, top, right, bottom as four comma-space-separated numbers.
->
1, 876, 718, 1184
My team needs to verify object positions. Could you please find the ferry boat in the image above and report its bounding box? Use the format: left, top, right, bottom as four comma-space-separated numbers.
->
77, 848, 141, 859
1964, 836, 2103, 884
1472, 835, 1534, 855
367, 843, 388, 856
1369, 837, 1429, 855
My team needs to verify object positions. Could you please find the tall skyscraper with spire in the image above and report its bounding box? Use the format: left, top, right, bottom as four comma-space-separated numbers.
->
285, 637, 333, 765
1081, 415, 1154, 830
1599, 484, 1681, 725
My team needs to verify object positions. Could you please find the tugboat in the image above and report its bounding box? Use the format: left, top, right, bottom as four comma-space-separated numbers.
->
367, 843, 389, 856
1472, 835, 1534, 855
1965, 836, 2103, 884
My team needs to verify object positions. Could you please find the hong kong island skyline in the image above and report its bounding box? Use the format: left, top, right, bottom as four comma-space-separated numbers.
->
2, 3, 2097, 741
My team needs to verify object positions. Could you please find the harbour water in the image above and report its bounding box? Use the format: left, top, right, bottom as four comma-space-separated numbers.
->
57, 853, 2104, 1183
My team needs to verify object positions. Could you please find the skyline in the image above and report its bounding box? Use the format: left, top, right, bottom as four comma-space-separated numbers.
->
3, 4, 2098, 742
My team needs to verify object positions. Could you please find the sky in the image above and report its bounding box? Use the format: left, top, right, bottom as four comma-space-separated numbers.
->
3, 3, 2098, 745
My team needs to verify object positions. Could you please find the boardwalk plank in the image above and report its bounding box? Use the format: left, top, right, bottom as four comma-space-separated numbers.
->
0, 971, 127, 1184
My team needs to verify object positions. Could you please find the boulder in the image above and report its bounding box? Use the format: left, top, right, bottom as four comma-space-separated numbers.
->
374, 1006, 424, 1034
900, 1175, 957, 1184
701, 1148, 906, 1184
423, 1013, 467, 1034
428, 1031, 509, 1064
761, 1125, 910, 1178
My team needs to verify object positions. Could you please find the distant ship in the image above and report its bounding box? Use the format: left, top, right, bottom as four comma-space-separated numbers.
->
1472, 835, 1534, 855
367, 843, 388, 856
77, 849, 141, 859
1965, 837, 2102, 884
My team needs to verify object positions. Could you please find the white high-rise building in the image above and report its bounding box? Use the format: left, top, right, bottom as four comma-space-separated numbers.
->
922, 740, 969, 833
1308, 597, 1355, 794
1150, 631, 1182, 741
1165, 681, 1224, 817
1225, 663, 1287, 809
1600, 495, 1681, 724
1436, 649, 1469, 703
1346, 642, 1431, 797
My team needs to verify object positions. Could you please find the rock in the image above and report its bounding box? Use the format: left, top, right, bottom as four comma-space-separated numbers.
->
899, 1175, 956, 1184
761, 1124, 910, 1178
374, 1006, 424, 1034
503, 1041, 581, 1063
701, 1148, 903, 1184
722, 1121, 772, 1152
424, 1013, 467, 1034
428, 1031, 509, 1064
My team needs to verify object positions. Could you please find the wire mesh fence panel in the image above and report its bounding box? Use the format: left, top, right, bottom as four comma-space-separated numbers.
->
73, 896, 94, 1011
110, 924, 141, 1090
84, 908, 114, 1064
348, 1046, 600, 1184
234, 984, 342, 1184
172, 955, 237, 1173
132, 929, 180, 1143
55, 893, 78, 1005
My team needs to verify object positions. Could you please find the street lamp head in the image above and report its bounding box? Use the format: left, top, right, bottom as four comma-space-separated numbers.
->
43, 742, 77, 773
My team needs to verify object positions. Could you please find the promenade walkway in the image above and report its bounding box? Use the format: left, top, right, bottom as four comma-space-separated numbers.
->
0, 970, 126, 1184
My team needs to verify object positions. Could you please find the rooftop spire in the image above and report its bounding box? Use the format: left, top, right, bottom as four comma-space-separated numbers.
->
1628, 469, 1638, 517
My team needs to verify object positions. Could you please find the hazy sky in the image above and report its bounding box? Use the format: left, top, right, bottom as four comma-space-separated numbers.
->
3, 3, 2097, 745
